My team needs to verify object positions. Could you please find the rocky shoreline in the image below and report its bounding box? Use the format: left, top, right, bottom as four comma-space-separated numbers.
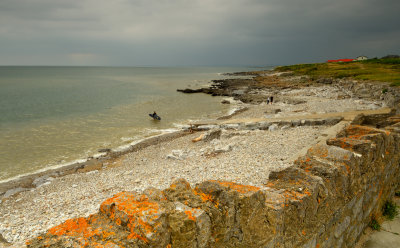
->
1, 69, 400, 247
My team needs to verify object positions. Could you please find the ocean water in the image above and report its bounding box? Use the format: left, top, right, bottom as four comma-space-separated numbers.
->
0, 66, 260, 181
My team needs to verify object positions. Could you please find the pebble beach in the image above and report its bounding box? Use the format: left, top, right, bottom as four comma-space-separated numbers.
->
0, 80, 385, 246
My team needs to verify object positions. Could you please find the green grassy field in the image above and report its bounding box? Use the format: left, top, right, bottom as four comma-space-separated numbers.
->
275, 58, 400, 86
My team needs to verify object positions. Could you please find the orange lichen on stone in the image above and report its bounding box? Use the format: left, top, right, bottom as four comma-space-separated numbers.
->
295, 157, 316, 174
344, 125, 380, 138
101, 231, 115, 239
194, 190, 213, 202
329, 137, 372, 152
184, 210, 197, 221
283, 189, 311, 202
47, 217, 98, 237
304, 190, 312, 196
378, 188, 383, 199
33, 214, 126, 248
266, 182, 275, 187
100, 192, 161, 243
308, 145, 328, 158
211, 180, 260, 194
344, 164, 351, 174
101, 192, 159, 220
127, 231, 148, 242
194, 189, 220, 208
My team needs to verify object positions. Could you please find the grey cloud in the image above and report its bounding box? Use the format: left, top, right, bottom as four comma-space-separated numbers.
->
0, 0, 399, 66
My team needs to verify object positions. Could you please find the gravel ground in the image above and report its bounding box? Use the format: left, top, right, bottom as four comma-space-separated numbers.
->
0, 84, 383, 246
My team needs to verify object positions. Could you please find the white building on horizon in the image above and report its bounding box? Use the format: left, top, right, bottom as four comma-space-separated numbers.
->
356, 56, 368, 61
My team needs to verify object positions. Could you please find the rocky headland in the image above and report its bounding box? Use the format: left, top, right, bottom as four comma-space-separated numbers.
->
1, 68, 400, 247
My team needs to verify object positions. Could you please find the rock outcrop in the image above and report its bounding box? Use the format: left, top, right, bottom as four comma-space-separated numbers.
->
27, 113, 400, 248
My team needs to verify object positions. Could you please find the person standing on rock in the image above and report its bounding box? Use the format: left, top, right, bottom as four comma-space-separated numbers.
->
270, 96, 274, 105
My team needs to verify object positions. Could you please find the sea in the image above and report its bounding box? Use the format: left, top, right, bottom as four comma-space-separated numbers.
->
0, 66, 264, 182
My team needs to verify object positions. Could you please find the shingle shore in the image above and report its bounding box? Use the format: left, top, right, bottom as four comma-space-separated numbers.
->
0, 85, 381, 246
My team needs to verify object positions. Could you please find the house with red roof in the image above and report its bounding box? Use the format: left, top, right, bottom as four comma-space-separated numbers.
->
326, 59, 355, 63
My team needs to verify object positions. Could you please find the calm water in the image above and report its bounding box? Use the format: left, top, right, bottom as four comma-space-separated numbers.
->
0, 66, 260, 181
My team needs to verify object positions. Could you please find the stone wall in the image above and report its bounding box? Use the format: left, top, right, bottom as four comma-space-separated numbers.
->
27, 118, 400, 247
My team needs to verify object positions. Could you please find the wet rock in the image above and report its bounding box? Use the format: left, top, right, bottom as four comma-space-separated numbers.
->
217, 107, 249, 120
3, 187, 29, 199
324, 117, 343, 125
220, 123, 240, 129
202, 129, 222, 142
32, 176, 54, 187
98, 148, 111, 153
177, 88, 204, 93
244, 122, 260, 130
196, 125, 219, 131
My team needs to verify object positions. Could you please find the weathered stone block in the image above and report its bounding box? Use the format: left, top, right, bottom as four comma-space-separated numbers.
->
169, 202, 211, 248
99, 192, 170, 247
334, 216, 350, 238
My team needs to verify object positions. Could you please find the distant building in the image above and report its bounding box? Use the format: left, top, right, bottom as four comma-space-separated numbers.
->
326, 59, 355, 63
356, 56, 368, 61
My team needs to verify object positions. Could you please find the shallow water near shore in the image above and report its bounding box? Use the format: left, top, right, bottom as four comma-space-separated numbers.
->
0, 66, 262, 181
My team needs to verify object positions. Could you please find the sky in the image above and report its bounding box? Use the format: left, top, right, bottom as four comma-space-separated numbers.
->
0, 0, 399, 66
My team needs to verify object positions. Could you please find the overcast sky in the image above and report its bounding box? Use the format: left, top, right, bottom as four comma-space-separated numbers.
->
0, 0, 399, 66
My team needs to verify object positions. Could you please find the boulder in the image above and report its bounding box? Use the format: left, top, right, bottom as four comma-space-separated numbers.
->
214, 144, 233, 153
167, 150, 192, 160
268, 124, 278, 131
0, 233, 10, 246
316, 78, 333, 84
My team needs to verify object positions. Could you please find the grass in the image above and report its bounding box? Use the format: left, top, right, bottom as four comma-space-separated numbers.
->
382, 200, 398, 220
276, 58, 400, 86
369, 217, 381, 231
